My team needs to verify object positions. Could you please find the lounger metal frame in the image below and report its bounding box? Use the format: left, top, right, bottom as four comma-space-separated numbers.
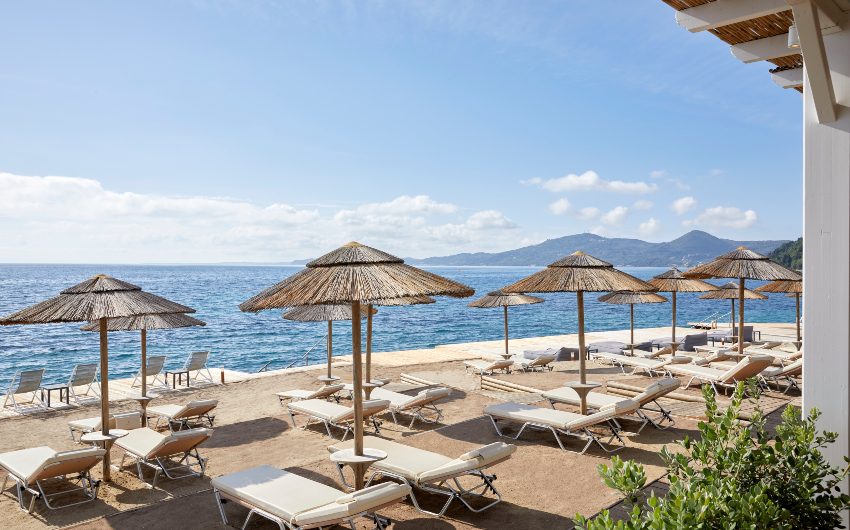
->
2, 369, 46, 413
183, 351, 215, 385
67, 363, 100, 403
545, 398, 674, 433
287, 407, 382, 441
388, 401, 444, 428
119, 445, 208, 489
486, 415, 625, 455
1, 469, 100, 513
150, 410, 216, 432
334, 462, 504, 517
130, 355, 169, 390
213, 488, 393, 530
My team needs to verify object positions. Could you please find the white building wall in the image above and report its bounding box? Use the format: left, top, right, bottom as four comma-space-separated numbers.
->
802, 26, 850, 488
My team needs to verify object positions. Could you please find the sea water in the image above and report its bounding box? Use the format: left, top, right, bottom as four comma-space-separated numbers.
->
0, 265, 797, 384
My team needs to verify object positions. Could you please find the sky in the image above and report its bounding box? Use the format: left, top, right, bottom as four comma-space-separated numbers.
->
0, 0, 803, 263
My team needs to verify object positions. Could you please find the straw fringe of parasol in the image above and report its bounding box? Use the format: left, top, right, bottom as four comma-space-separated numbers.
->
0, 275, 195, 482
598, 291, 667, 355
684, 247, 800, 356
240, 242, 473, 489
469, 290, 544, 357
502, 251, 656, 414
648, 268, 717, 351
756, 279, 803, 343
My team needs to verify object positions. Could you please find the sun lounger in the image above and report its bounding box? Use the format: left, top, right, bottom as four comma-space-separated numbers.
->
464, 359, 513, 375
543, 378, 680, 431
286, 399, 390, 440
745, 347, 802, 365
146, 399, 218, 431
369, 387, 451, 427
68, 411, 142, 443
760, 359, 803, 393
276, 383, 344, 404
328, 435, 515, 517
131, 355, 168, 389
524, 346, 580, 362
484, 399, 639, 454
211, 465, 410, 530
0, 446, 105, 512
116, 427, 211, 488
665, 355, 774, 394
2, 369, 46, 412
181, 351, 215, 385
515, 353, 556, 372
591, 351, 671, 376
67, 363, 99, 403
633, 346, 672, 359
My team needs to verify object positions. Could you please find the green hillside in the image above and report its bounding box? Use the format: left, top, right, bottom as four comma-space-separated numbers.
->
769, 237, 802, 270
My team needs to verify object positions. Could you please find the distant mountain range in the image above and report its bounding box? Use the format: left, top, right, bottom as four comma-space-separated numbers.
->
405, 230, 790, 268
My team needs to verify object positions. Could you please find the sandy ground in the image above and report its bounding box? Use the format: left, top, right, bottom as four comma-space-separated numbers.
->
0, 324, 798, 529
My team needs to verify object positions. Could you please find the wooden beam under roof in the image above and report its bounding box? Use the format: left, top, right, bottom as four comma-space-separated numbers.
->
789, 0, 837, 122
676, 0, 790, 32
730, 26, 842, 63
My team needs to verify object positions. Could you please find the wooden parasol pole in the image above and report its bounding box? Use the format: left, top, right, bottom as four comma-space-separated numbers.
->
99, 318, 111, 482
730, 299, 735, 329
140, 329, 147, 399
795, 293, 802, 343
327, 320, 333, 378
670, 291, 678, 354
738, 278, 745, 357
366, 304, 373, 384
629, 303, 635, 356
503, 306, 509, 357
350, 301, 365, 490
576, 291, 588, 415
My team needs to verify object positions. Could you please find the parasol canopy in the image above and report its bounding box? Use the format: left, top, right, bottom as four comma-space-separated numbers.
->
684, 247, 800, 355
240, 242, 473, 489
469, 290, 544, 357
598, 291, 667, 355
1, 274, 195, 481
502, 251, 655, 413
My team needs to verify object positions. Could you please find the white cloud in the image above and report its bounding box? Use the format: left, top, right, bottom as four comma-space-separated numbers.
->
639, 217, 661, 236
632, 199, 653, 211
576, 207, 600, 220
548, 198, 571, 215
649, 170, 667, 179
671, 196, 696, 215
601, 206, 629, 225
527, 170, 657, 195
685, 206, 758, 229
0, 172, 521, 262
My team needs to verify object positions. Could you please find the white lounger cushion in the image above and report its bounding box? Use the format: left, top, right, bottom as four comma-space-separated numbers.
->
68, 411, 142, 432
117, 427, 212, 459
484, 400, 638, 432
0, 446, 105, 485
544, 378, 679, 411
668, 355, 773, 383
147, 399, 218, 420
465, 359, 512, 372
288, 399, 389, 423
592, 351, 669, 369
762, 359, 803, 378
328, 436, 515, 485
278, 384, 344, 401
369, 387, 450, 410
212, 465, 409, 527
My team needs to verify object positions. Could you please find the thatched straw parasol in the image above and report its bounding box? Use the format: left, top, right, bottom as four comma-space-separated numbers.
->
647, 267, 718, 353
468, 290, 544, 357
240, 242, 473, 489
502, 251, 655, 414
0, 275, 194, 481
364, 296, 435, 389
756, 279, 803, 343
684, 247, 801, 357
81, 313, 205, 402
598, 291, 667, 355
699, 282, 766, 330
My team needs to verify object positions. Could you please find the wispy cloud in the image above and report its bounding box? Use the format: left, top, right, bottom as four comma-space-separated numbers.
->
524, 170, 657, 195
684, 206, 757, 230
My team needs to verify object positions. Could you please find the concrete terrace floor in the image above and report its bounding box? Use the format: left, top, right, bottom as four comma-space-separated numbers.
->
0, 324, 801, 529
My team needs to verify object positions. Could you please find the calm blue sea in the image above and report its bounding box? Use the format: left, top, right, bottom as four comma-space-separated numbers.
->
0, 265, 797, 384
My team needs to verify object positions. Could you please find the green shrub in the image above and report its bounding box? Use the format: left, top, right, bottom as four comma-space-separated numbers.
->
574, 383, 850, 530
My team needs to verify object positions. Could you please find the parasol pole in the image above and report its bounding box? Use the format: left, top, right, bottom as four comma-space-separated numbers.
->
730, 299, 735, 329
140, 329, 147, 399
629, 303, 635, 356
795, 293, 801, 344
503, 305, 509, 357
99, 317, 111, 482
366, 304, 373, 384
576, 290, 588, 414
350, 301, 365, 490
671, 290, 678, 354
738, 278, 745, 357
327, 320, 333, 378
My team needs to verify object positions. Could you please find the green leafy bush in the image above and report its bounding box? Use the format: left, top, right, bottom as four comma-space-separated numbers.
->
574, 383, 850, 530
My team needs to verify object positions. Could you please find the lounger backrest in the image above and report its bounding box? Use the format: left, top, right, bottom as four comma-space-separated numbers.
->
329, 399, 389, 423
718, 355, 774, 383
645, 346, 672, 359
778, 343, 800, 353
681, 332, 708, 351
565, 399, 639, 431
417, 442, 516, 484
293, 482, 411, 527
146, 355, 166, 375
174, 399, 218, 419
69, 363, 98, 387
312, 384, 345, 399
633, 378, 680, 404
403, 387, 451, 408
147, 428, 211, 459
183, 351, 209, 372
529, 354, 556, 366
113, 411, 142, 430
30, 447, 105, 484
11, 369, 44, 394
492, 359, 514, 370
775, 359, 803, 377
